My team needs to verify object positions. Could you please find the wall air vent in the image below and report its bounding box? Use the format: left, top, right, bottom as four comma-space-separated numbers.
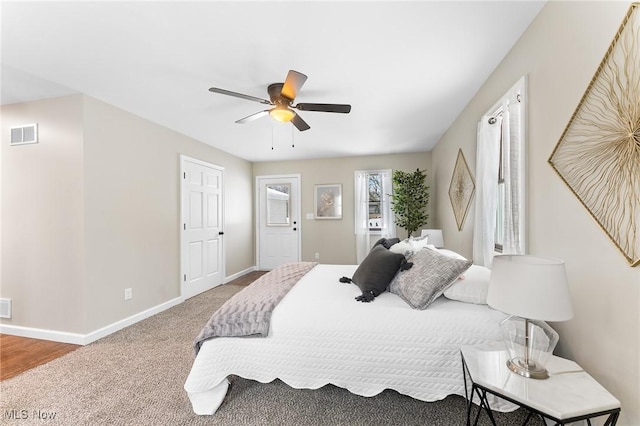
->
0, 298, 11, 319
10, 123, 38, 146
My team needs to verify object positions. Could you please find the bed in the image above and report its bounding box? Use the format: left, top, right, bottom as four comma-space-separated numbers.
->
184, 244, 515, 415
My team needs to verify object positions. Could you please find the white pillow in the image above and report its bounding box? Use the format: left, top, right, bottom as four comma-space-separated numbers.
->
389, 236, 430, 258
443, 264, 491, 304
427, 246, 468, 260
408, 235, 430, 251
389, 239, 414, 257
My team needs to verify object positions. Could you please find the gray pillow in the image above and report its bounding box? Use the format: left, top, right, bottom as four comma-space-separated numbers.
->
388, 248, 472, 309
351, 245, 406, 299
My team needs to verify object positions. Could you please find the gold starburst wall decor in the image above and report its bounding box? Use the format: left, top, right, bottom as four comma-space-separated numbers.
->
449, 149, 475, 231
549, 3, 640, 267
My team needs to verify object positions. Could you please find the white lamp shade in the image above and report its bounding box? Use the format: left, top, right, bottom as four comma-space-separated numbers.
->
420, 229, 444, 248
487, 255, 573, 322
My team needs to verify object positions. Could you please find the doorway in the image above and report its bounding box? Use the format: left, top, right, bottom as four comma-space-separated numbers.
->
256, 175, 301, 270
181, 155, 224, 299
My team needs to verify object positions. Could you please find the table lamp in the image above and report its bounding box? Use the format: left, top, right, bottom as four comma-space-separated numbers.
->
487, 255, 573, 379
420, 229, 444, 248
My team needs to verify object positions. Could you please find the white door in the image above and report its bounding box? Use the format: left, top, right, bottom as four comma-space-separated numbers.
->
181, 156, 224, 299
256, 175, 301, 270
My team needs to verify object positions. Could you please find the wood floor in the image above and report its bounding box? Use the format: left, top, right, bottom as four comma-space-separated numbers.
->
0, 334, 80, 381
0, 271, 267, 381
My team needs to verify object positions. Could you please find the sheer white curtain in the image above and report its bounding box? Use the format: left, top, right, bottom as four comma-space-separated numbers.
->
473, 77, 527, 267
379, 170, 395, 239
355, 171, 371, 264
472, 116, 502, 267
502, 95, 525, 255
354, 170, 395, 264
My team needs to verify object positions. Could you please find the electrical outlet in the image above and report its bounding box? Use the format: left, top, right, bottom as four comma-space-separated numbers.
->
124, 288, 132, 301
315, 252, 320, 259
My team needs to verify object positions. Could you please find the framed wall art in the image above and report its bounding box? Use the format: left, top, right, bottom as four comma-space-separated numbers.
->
314, 184, 342, 220
448, 149, 476, 231
549, 3, 639, 267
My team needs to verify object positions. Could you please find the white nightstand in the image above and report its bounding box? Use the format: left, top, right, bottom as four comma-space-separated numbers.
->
460, 344, 621, 426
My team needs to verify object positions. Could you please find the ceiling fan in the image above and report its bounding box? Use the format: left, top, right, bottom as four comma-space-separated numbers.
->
208, 70, 351, 131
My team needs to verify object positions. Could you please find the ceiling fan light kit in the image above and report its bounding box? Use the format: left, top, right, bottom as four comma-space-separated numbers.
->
269, 104, 296, 123
209, 70, 351, 132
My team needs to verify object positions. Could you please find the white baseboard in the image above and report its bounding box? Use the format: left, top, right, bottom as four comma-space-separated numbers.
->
0, 324, 87, 345
224, 266, 256, 283
82, 296, 183, 344
0, 296, 183, 346
0, 266, 258, 345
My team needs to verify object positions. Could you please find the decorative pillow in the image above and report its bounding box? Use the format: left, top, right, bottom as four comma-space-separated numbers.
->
389, 239, 414, 257
386, 237, 401, 248
372, 237, 400, 250
408, 235, 430, 252
389, 235, 430, 258
443, 265, 491, 304
389, 248, 472, 309
347, 245, 408, 302
430, 247, 468, 260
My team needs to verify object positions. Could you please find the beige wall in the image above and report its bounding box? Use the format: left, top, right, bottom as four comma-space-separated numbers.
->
82, 96, 254, 332
431, 2, 639, 424
253, 152, 431, 265
1, 96, 85, 332
1, 95, 254, 335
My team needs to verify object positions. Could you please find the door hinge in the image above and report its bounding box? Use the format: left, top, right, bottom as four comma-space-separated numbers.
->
183, 223, 186, 230
184, 274, 186, 282
183, 172, 186, 179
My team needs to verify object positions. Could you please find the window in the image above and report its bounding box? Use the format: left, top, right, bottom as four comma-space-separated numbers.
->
266, 184, 290, 226
354, 169, 395, 263
473, 76, 526, 267
368, 173, 382, 231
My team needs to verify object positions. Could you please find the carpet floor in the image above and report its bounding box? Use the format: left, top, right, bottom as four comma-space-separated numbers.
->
0, 282, 542, 426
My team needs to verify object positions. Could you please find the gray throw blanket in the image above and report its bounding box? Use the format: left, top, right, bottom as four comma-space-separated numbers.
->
193, 261, 318, 355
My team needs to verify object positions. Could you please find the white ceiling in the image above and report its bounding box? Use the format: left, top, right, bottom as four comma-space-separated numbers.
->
1, 1, 545, 162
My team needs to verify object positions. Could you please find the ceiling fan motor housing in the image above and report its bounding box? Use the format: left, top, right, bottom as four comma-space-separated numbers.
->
268, 83, 290, 104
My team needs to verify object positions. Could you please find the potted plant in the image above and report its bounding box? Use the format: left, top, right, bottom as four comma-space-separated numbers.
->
391, 168, 430, 238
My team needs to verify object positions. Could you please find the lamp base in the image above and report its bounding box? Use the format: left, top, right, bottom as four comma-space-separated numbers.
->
506, 357, 549, 379
498, 316, 559, 381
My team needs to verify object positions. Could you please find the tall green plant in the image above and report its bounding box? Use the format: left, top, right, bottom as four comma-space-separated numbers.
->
391, 169, 430, 238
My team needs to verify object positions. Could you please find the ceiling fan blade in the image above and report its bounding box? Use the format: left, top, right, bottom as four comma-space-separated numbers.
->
209, 87, 271, 105
236, 110, 269, 124
281, 70, 308, 100
295, 103, 351, 113
291, 113, 310, 131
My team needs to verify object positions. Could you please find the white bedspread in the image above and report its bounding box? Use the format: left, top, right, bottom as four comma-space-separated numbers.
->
184, 264, 513, 414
